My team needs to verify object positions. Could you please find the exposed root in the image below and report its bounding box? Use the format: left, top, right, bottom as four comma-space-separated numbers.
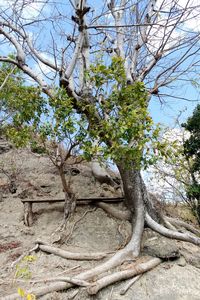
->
65, 208, 97, 243
2, 255, 161, 299
87, 257, 161, 295
162, 217, 177, 231
1, 282, 72, 300
27, 276, 90, 286
10, 244, 39, 269
5, 195, 200, 299
38, 243, 109, 260
146, 213, 200, 246
96, 202, 131, 221
165, 216, 200, 236
119, 274, 142, 295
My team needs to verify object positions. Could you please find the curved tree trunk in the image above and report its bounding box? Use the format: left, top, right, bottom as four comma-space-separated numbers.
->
117, 161, 162, 256
117, 162, 145, 256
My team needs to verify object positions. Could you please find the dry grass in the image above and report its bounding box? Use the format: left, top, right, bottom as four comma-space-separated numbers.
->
164, 203, 198, 225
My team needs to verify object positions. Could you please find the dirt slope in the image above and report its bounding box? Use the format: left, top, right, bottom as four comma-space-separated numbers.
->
0, 147, 200, 300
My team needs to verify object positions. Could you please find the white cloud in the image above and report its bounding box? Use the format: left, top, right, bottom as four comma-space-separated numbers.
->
145, 0, 200, 55
0, 0, 44, 19
32, 52, 56, 81
156, 0, 200, 32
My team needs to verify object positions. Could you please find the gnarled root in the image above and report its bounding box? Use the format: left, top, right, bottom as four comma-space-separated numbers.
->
87, 257, 161, 295
165, 216, 200, 236
38, 243, 109, 260
96, 202, 131, 220
146, 213, 200, 246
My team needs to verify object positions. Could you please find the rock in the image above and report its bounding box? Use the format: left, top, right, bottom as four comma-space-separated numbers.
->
181, 250, 200, 268
176, 256, 187, 267
143, 236, 180, 259
180, 243, 200, 268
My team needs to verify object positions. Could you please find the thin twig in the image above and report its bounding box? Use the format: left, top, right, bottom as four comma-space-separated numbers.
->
66, 207, 97, 243
120, 274, 142, 295
10, 244, 39, 269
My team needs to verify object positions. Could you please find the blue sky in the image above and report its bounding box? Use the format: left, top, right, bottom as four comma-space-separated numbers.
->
0, 0, 200, 128
150, 84, 200, 126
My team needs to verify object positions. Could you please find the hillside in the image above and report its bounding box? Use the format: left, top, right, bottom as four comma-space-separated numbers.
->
0, 145, 200, 300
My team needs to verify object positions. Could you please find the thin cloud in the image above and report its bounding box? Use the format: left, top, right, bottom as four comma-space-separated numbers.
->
0, 0, 44, 19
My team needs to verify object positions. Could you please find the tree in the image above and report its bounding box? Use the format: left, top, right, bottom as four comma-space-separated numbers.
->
182, 104, 200, 222
145, 126, 199, 217
0, 62, 83, 227
146, 128, 189, 201
1, 0, 200, 297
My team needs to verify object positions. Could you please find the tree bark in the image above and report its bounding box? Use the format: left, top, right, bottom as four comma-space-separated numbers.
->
117, 161, 162, 256
58, 164, 76, 222
117, 162, 145, 257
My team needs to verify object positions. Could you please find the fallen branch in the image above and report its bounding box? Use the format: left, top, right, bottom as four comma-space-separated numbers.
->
87, 257, 161, 295
146, 213, 200, 246
39, 244, 108, 260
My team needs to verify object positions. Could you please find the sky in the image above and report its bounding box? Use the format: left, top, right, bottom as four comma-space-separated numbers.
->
0, 0, 200, 126
150, 83, 200, 126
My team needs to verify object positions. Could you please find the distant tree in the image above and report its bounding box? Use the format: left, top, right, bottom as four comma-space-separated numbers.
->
182, 105, 200, 222
146, 128, 188, 202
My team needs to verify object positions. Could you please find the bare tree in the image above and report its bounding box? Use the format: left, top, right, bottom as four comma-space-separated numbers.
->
1, 0, 200, 297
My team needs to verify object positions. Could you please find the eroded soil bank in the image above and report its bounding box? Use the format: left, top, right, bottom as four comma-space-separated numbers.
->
0, 148, 200, 300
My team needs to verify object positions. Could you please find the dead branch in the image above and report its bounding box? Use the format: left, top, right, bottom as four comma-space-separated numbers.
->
65, 207, 97, 243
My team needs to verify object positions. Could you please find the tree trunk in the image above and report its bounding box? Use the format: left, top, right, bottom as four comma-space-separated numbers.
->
117, 162, 145, 257
196, 199, 200, 225
117, 161, 162, 256
58, 165, 76, 222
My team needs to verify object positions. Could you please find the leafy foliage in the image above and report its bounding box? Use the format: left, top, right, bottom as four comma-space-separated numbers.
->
0, 62, 81, 151
82, 57, 162, 168
182, 104, 200, 172
182, 105, 200, 222
17, 287, 36, 300
1, 58, 164, 171
0, 62, 45, 147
